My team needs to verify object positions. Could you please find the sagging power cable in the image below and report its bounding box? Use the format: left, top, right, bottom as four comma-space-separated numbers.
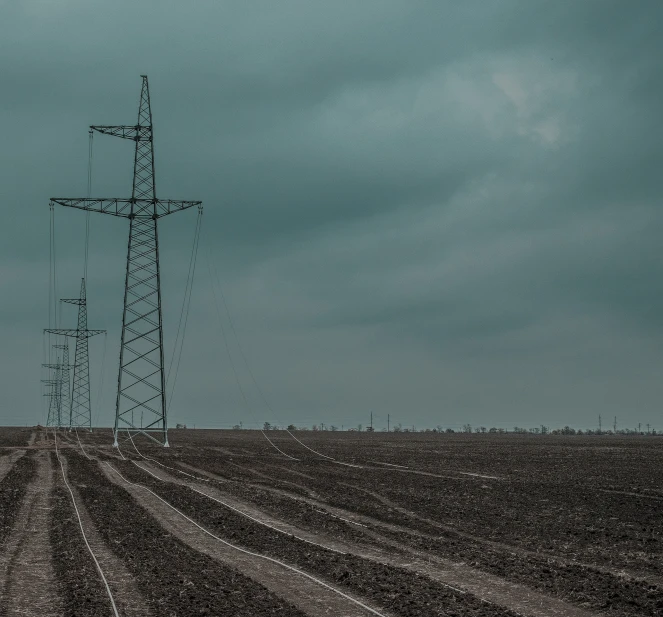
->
127, 431, 209, 481
92, 332, 108, 429
166, 206, 203, 411
206, 252, 347, 464
203, 245, 297, 460
84, 130, 93, 282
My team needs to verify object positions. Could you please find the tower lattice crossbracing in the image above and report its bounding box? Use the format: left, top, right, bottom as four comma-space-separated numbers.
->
49, 76, 202, 446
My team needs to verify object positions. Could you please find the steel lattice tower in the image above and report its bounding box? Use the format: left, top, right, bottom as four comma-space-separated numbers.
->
43, 344, 74, 427
50, 76, 202, 447
44, 386, 60, 427
51, 344, 72, 426
43, 376, 61, 427
45, 279, 105, 430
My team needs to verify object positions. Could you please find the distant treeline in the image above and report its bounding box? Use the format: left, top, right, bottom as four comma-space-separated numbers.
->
239, 422, 660, 436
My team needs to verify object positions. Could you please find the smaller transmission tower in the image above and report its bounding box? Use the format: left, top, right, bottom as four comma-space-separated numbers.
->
42, 379, 61, 427
45, 279, 105, 430
42, 344, 68, 427
43, 344, 73, 427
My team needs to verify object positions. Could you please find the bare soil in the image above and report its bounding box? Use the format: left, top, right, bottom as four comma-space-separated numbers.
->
0, 450, 63, 616
1, 427, 661, 616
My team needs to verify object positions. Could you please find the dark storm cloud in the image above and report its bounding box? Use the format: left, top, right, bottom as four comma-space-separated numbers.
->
1, 1, 662, 429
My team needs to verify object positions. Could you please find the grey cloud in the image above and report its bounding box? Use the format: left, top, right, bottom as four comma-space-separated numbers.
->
1, 1, 662, 430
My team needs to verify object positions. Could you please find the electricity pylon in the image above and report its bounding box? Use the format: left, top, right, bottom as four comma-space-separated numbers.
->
45, 279, 105, 430
48, 344, 72, 426
42, 344, 75, 427
43, 379, 61, 427
50, 75, 202, 447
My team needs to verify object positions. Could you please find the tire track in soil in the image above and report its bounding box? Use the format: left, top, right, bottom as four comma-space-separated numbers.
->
347, 485, 663, 587
235, 464, 662, 591
134, 460, 597, 617
177, 460, 663, 616
56, 454, 154, 617
0, 451, 25, 483
101, 462, 389, 617
177, 461, 319, 498
0, 450, 63, 617
67, 453, 311, 617
241, 474, 663, 615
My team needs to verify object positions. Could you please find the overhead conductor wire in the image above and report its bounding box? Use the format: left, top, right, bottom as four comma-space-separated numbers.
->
203, 244, 297, 460
207, 254, 353, 464
127, 431, 208, 482
83, 132, 109, 431
84, 130, 92, 281
166, 206, 203, 412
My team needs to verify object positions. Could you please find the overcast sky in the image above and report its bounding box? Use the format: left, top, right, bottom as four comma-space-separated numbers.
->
1, 1, 662, 431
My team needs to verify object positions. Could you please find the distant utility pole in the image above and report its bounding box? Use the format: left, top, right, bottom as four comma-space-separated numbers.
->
598, 414, 602, 434
647, 423, 651, 434
638, 422, 641, 434
613, 416, 617, 433
387, 414, 390, 433
370, 411, 373, 431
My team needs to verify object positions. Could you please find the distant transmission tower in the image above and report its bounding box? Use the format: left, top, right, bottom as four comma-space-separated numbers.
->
43, 388, 60, 427
42, 344, 70, 427
42, 377, 61, 427
52, 344, 72, 425
50, 76, 202, 447
45, 279, 105, 430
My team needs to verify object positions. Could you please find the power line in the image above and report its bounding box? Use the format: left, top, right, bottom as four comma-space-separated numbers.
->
167, 206, 203, 410
84, 130, 93, 281
204, 248, 294, 459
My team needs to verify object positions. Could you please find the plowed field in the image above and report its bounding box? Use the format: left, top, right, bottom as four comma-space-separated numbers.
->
0, 427, 661, 616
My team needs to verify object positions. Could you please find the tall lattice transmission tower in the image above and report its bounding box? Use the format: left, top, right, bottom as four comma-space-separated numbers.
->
50, 75, 202, 447
45, 279, 105, 430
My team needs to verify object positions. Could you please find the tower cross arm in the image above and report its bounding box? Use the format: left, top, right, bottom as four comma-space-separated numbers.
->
50, 198, 201, 219
44, 328, 106, 339
90, 125, 151, 141
50, 198, 135, 218
155, 200, 202, 217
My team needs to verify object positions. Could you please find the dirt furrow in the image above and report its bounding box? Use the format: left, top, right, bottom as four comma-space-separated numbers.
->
169, 460, 661, 617
51, 453, 153, 617
64, 450, 316, 617
0, 450, 25, 483
104, 462, 390, 617
123, 460, 596, 617
0, 450, 63, 617
242, 466, 663, 587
